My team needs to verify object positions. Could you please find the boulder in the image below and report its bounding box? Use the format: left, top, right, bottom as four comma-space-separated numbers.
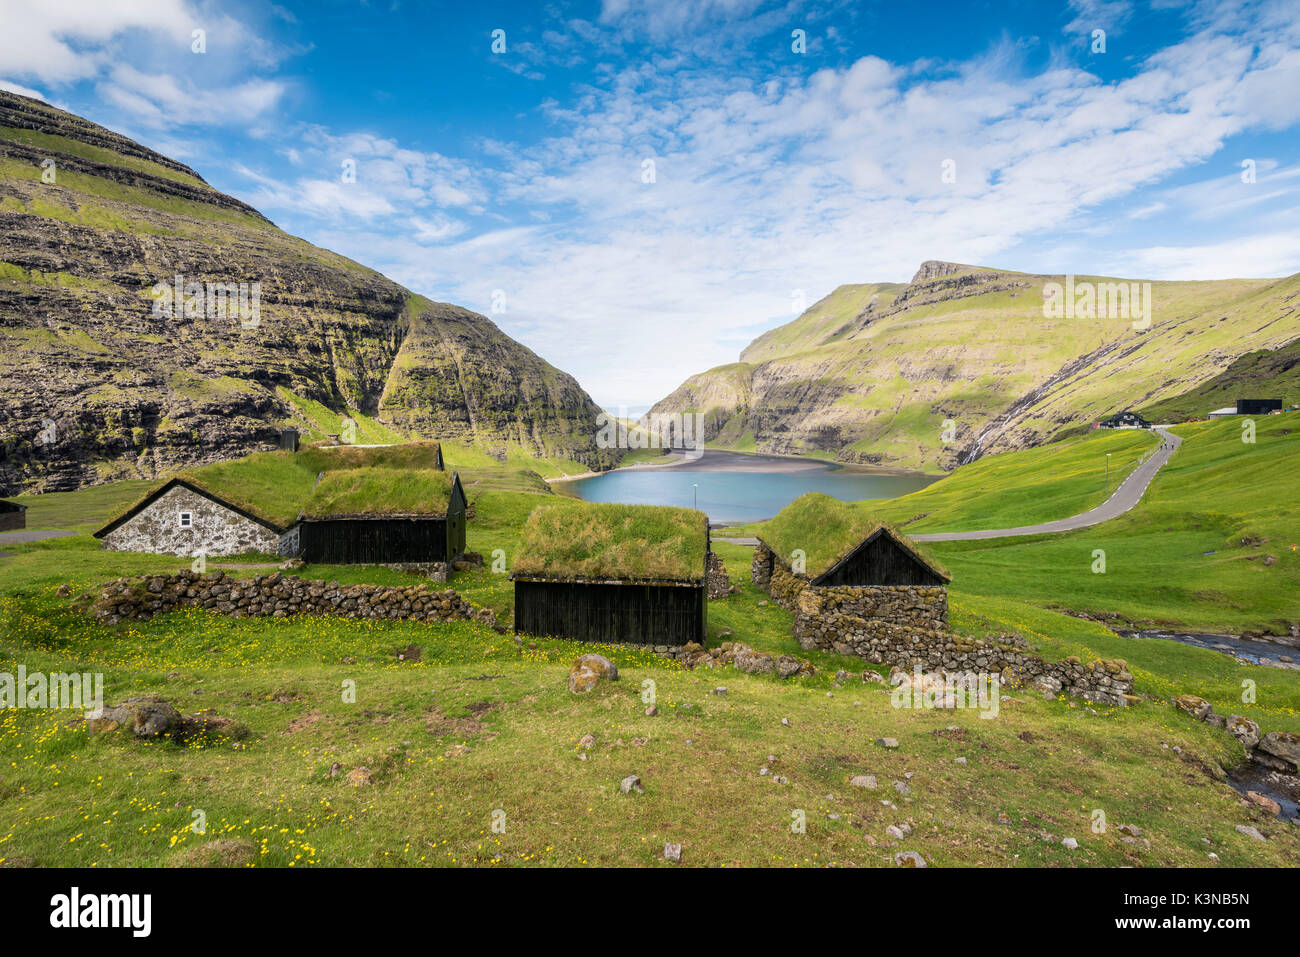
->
575, 653, 618, 681
733, 646, 775, 675
1257, 731, 1300, 770
1173, 694, 1213, 720
893, 851, 926, 867
663, 842, 682, 863
849, 775, 877, 789
620, 775, 644, 795
1226, 715, 1261, 749
1245, 791, 1282, 815
96, 696, 182, 739
775, 655, 801, 679
567, 666, 602, 694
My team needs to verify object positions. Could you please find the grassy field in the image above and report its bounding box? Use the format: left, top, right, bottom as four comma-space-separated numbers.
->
2, 537, 1297, 867
2, 423, 1299, 867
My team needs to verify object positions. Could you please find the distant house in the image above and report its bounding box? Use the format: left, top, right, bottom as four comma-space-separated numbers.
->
1097, 410, 1151, 429
94, 440, 453, 561
94, 478, 297, 557
297, 468, 466, 566
0, 499, 26, 532
1235, 399, 1283, 415
512, 503, 709, 646
752, 493, 950, 647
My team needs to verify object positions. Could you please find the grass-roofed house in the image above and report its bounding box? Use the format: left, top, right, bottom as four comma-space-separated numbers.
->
752, 492, 950, 657
512, 503, 709, 647
0, 498, 26, 531
93, 441, 454, 562
93, 452, 318, 557
297, 467, 467, 567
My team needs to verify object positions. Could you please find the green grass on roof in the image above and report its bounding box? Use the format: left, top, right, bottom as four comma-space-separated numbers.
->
180, 451, 320, 529
757, 491, 947, 580
295, 441, 442, 473
104, 442, 449, 530
514, 502, 708, 582
301, 468, 453, 519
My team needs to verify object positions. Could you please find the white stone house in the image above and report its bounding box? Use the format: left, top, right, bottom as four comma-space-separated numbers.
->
94, 479, 297, 558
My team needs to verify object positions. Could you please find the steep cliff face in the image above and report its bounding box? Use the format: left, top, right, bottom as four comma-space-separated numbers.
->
647, 261, 1300, 471
0, 91, 612, 493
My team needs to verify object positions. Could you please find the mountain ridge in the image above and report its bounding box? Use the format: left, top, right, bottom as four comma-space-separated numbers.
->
646, 260, 1299, 470
0, 91, 614, 493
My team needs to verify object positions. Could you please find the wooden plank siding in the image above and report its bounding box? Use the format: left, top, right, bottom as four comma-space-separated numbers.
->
514, 578, 706, 645
298, 518, 452, 564
813, 531, 947, 587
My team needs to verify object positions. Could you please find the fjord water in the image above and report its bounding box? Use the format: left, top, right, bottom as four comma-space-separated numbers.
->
560, 451, 940, 524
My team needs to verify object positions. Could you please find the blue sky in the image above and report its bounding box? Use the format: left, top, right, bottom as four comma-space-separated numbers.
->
3, 0, 1299, 411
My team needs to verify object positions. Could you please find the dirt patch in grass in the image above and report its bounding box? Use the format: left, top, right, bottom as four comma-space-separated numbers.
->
285, 710, 322, 733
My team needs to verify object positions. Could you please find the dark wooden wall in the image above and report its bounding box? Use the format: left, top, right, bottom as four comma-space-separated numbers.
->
0, 507, 24, 532
514, 579, 706, 645
300, 518, 450, 564
814, 534, 945, 587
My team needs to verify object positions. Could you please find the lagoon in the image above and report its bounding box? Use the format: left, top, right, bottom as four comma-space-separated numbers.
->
557, 450, 941, 524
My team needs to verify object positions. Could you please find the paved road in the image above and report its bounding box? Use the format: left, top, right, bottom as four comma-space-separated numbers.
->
713, 428, 1181, 546
911, 428, 1181, 541
0, 529, 78, 545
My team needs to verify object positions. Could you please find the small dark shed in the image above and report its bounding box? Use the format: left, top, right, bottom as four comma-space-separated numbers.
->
0, 499, 26, 532
511, 503, 709, 646
1237, 399, 1282, 415
297, 468, 467, 565
278, 429, 300, 452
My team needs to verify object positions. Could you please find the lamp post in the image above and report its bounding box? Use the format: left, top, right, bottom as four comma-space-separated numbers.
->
692, 483, 699, 510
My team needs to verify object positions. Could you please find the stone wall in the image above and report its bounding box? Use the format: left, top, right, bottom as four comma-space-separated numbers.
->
794, 611, 1134, 706
751, 544, 773, 590
707, 551, 731, 600
101, 485, 285, 557
91, 569, 499, 629
797, 583, 948, 631
767, 556, 807, 610
751, 542, 1130, 705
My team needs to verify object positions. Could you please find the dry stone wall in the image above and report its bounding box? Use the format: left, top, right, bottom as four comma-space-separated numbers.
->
92, 569, 499, 629
707, 551, 731, 600
752, 543, 1133, 706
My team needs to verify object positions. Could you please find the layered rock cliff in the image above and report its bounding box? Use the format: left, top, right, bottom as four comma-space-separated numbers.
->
0, 91, 613, 493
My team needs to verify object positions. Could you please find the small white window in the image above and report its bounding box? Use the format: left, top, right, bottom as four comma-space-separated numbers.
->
179, 512, 193, 528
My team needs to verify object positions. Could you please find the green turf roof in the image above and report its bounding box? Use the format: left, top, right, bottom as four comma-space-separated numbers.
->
513, 502, 709, 582
98, 442, 449, 532
300, 468, 454, 519
757, 491, 948, 581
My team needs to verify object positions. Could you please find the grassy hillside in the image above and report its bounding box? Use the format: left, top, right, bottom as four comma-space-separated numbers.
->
852, 413, 1300, 635
0, 90, 613, 495
647, 260, 1299, 472
1139, 339, 1300, 423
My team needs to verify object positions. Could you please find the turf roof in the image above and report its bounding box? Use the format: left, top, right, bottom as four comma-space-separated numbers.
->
300, 468, 455, 519
100, 442, 448, 531
758, 492, 949, 581
513, 502, 709, 582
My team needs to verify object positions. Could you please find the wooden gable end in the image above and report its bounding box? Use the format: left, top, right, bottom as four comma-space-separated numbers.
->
813, 528, 948, 587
